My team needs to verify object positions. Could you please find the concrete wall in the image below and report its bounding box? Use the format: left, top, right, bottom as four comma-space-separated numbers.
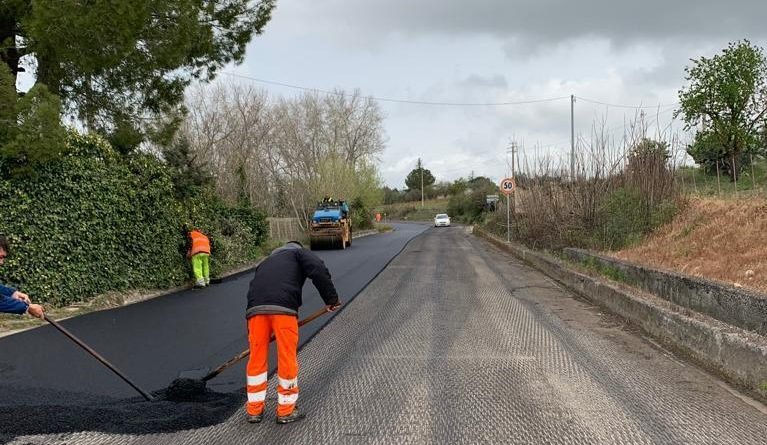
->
474, 227, 767, 401
563, 248, 767, 337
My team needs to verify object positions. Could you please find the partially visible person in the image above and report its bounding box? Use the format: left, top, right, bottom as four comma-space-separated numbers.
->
0, 235, 44, 318
186, 226, 211, 288
322, 195, 334, 206
339, 199, 349, 219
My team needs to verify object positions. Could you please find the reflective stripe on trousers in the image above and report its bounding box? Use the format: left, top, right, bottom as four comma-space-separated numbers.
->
246, 314, 299, 416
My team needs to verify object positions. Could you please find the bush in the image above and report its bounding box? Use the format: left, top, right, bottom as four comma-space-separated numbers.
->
592, 187, 676, 250
0, 131, 267, 306
351, 197, 374, 230
447, 180, 497, 223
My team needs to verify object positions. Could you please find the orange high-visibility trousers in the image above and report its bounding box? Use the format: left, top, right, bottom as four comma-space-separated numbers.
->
246, 314, 299, 417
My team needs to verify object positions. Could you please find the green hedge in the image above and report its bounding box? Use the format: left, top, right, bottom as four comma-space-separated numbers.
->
0, 132, 267, 306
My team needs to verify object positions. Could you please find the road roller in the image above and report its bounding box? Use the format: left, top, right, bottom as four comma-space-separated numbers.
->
309, 202, 352, 250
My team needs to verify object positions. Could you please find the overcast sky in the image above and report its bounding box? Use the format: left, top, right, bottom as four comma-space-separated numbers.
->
231, 1, 767, 187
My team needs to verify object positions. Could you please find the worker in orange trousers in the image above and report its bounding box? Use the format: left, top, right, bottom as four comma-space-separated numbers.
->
244, 240, 341, 424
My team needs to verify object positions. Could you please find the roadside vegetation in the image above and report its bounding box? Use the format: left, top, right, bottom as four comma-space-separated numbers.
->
381, 160, 499, 223
182, 84, 385, 231
0, 131, 269, 308
480, 125, 679, 251
483, 40, 767, 292
379, 199, 449, 222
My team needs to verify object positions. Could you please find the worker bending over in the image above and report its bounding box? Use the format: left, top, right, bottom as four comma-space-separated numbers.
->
186, 227, 211, 288
244, 240, 341, 424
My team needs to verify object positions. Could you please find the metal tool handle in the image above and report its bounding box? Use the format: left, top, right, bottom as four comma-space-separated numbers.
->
44, 315, 155, 402
202, 305, 337, 382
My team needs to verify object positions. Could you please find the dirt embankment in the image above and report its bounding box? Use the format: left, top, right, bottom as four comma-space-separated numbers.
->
613, 196, 767, 293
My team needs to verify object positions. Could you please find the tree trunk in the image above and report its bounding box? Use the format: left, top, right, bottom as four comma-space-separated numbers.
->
0, 10, 22, 85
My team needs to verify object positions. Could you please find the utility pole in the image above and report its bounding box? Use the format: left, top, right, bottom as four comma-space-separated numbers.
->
570, 94, 576, 180
420, 159, 424, 208
505, 141, 517, 243
511, 142, 516, 178
511, 141, 517, 217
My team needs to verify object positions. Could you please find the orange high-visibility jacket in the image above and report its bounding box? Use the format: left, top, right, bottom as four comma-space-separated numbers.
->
189, 230, 211, 255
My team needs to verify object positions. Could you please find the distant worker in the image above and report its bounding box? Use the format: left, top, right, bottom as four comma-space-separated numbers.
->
339, 199, 349, 218
244, 240, 341, 425
186, 226, 211, 288
322, 195, 334, 206
0, 235, 44, 318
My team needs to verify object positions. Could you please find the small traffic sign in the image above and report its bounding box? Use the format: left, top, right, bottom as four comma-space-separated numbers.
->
499, 177, 516, 195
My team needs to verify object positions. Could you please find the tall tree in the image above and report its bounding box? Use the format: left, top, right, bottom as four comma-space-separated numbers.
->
1, 0, 275, 145
0, 64, 66, 175
405, 158, 435, 192
678, 40, 767, 179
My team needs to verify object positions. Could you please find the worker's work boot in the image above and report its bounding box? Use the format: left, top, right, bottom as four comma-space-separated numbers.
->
276, 407, 305, 424
247, 412, 263, 424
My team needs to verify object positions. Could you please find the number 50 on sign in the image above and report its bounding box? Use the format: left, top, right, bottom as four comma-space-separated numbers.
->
500, 177, 516, 195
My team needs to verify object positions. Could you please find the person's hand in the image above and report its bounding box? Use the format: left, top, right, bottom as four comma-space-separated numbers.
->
26, 304, 44, 319
326, 301, 342, 312
12, 291, 30, 304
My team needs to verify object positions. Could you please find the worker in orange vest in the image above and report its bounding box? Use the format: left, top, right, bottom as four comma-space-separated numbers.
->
186, 227, 211, 288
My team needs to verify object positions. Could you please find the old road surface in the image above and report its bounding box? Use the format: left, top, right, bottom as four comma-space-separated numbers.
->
3, 224, 767, 444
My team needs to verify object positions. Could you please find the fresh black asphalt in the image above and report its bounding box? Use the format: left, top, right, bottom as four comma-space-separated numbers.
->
0, 223, 427, 442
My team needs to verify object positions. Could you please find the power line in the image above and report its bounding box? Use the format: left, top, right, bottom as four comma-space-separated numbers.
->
576, 96, 679, 109
221, 72, 570, 107
222, 73, 683, 110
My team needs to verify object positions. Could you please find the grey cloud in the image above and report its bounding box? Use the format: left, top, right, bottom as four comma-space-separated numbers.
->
459, 74, 508, 89
301, 1, 767, 45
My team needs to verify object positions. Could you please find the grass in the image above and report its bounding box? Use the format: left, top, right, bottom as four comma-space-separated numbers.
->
378, 198, 449, 222
578, 257, 636, 285
375, 223, 394, 233
677, 160, 767, 197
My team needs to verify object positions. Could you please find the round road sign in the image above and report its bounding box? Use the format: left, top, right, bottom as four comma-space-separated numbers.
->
500, 177, 516, 195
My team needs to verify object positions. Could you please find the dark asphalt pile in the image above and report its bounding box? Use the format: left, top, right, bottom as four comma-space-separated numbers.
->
0, 385, 244, 444
165, 377, 208, 401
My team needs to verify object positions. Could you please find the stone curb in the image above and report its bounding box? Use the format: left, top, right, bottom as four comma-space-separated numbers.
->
474, 227, 767, 401
563, 248, 767, 337
352, 229, 378, 239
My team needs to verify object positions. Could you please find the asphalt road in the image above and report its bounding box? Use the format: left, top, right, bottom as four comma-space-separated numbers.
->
0, 223, 427, 401
5, 224, 767, 444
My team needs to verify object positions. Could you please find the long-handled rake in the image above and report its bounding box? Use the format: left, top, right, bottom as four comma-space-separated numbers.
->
44, 314, 155, 401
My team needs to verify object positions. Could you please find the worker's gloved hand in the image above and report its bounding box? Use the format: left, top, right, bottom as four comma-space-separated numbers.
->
326, 301, 342, 312
26, 303, 44, 319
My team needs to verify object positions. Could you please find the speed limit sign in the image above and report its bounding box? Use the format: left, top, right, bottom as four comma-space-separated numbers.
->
500, 177, 516, 195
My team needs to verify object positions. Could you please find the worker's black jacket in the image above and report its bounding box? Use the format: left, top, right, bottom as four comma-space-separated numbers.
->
245, 243, 339, 318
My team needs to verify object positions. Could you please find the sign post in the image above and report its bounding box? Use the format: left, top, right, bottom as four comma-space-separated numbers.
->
499, 178, 516, 243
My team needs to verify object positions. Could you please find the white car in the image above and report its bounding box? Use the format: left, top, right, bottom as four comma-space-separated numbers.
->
434, 213, 451, 227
